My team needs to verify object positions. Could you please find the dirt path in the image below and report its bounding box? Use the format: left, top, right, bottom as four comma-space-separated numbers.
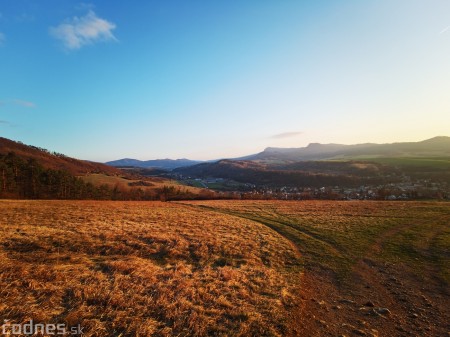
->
295, 220, 450, 337
181, 202, 449, 336
232, 212, 449, 336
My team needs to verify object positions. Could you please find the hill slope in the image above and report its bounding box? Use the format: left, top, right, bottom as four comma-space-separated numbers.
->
174, 159, 392, 188
0, 137, 206, 200
0, 137, 120, 175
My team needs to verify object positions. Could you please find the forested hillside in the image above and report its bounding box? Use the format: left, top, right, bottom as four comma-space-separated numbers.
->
0, 137, 119, 175
0, 152, 206, 201
0, 152, 116, 199
0, 138, 211, 200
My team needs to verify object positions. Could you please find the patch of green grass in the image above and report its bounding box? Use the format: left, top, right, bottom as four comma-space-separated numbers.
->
184, 201, 450, 285
381, 220, 450, 284
182, 179, 205, 188
353, 157, 450, 170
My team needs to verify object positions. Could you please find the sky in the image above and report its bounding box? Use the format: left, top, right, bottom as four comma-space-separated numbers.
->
1, 0, 450, 161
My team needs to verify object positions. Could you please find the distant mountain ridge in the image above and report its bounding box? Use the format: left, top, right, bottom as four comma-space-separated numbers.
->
106, 137, 450, 170
172, 136, 450, 188
106, 158, 203, 170
245, 136, 450, 162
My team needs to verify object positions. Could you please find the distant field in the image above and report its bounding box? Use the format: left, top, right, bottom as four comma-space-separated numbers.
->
0, 200, 449, 336
80, 173, 201, 193
345, 156, 450, 170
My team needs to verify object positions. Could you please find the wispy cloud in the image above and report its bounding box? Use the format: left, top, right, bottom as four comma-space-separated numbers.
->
0, 120, 17, 128
270, 131, 303, 139
49, 10, 117, 50
13, 99, 36, 108
0, 32, 5, 46
15, 13, 35, 23
76, 3, 96, 11
439, 26, 450, 35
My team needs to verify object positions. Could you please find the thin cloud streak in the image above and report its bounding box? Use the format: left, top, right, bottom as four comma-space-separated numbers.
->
439, 26, 450, 34
0, 32, 5, 45
13, 99, 36, 108
0, 120, 17, 128
76, 3, 96, 11
49, 10, 117, 50
270, 131, 303, 139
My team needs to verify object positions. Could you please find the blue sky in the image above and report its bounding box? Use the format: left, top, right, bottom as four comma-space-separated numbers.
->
1, 1, 449, 161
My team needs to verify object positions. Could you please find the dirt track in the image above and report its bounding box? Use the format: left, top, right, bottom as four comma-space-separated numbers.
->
295, 220, 450, 337
185, 200, 450, 337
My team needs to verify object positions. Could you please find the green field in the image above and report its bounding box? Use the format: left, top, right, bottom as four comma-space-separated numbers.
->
184, 200, 450, 282
348, 156, 450, 170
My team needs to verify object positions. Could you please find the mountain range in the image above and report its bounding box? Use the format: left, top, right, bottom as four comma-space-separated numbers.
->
172, 137, 450, 190
107, 136, 450, 170
1, 136, 449, 197
106, 158, 202, 170
239, 136, 450, 162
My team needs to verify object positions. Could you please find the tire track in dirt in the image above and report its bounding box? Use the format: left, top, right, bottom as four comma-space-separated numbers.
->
290, 218, 450, 336
178, 202, 450, 336
347, 216, 450, 336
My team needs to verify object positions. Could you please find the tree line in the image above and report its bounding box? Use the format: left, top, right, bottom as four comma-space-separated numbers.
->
0, 152, 212, 201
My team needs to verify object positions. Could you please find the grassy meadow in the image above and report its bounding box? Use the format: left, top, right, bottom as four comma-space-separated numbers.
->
0, 200, 449, 336
0, 201, 300, 337
80, 173, 202, 194
184, 200, 450, 283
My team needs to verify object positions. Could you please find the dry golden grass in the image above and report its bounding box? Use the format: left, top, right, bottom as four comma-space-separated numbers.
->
80, 173, 201, 194
0, 200, 300, 337
3, 200, 447, 336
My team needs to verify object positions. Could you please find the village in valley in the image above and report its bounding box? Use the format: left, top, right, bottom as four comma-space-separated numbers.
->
177, 176, 450, 200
